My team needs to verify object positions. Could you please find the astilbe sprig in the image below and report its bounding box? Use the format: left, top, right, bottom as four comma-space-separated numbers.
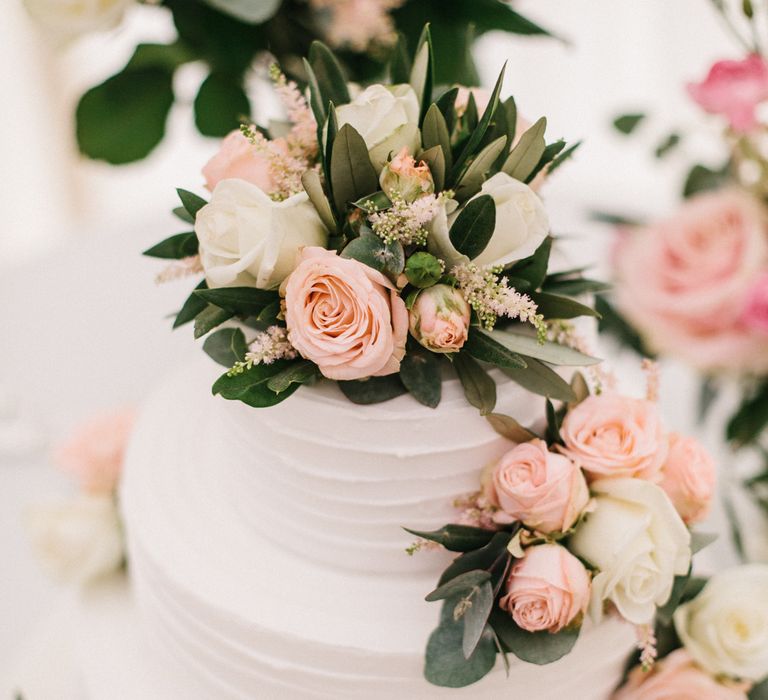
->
228, 326, 297, 376
369, 192, 451, 246
154, 255, 203, 284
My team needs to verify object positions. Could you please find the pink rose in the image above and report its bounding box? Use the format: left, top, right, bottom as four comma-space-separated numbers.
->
54, 409, 135, 496
659, 433, 716, 525
202, 130, 289, 193
688, 54, 768, 132
559, 394, 668, 482
499, 544, 590, 633
742, 273, 768, 333
488, 439, 589, 534
282, 247, 408, 380
615, 190, 768, 373
614, 649, 749, 700
408, 284, 470, 353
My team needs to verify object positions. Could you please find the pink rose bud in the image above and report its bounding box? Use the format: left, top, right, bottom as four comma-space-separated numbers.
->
379, 147, 434, 202
282, 247, 408, 380
614, 649, 749, 700
202, 130, 289, 193
489, 439, 589, 534
499, 544, 591, 634
408, 284, 471, 353
688, 54, 768, 132
658, 433, 716, 525
54, 409, 136, 496
559, 394, 668, 482
742, 273, 768, 334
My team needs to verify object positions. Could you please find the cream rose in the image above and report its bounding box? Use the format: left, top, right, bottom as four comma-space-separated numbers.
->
408, 284, 470, 353
282, 247, 408, 380
615, 649, 749, 700
488, 439, 589, 534
658, 433, 716, 525
24, 0, 132, 38
335, 84, 420, 172
674, 565, 768, 683
559, 394, 668, 482
499, 544, 591, 633
26, 495, 124, 585
195, 179, 328, 290
570, 478, 691, 625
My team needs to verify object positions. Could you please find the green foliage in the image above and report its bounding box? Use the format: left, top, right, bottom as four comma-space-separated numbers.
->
545, 398, 563, 445
422, 104, 453, 172
613, 113, 645, 135
202, 327, 247, 367
143, 232, 198, 259
502, 117, 547, 182
194, 304, 234, 338
410, 25, 434, 123
309, 41, 351, 109
448, 195, 496, 260
481, 330, 599, 366
464, 330, 527, 370
485, 412, 538, 442
330, 125, 379, 214
452, 353, 497, 415
173, 280, 209, 329
389, 33, 411, 84
212, 360, 301, 407
194, 72, 251, 137
177, 189, 208, 219
529, 292, 600, 320
438, 531, 513, 586
341, 231, 405, 277
202, 0, 281, 24
399, 348, 442, 408
302, 169, 338, 233
426, 571, 491, 601
655, 132, 681, 158
454, 136, 507, 201
505, 238, 552, 291
490, 608, 580, 664
404, 525, 497, 553
194, 287, 279, 316
266, 361, 319, 394
338, 375, 407, 404
499, 357, 578, 402
405, 252, 443, 288
683, 162, 730, 198
595, 296, 650, 357
727, 381, 768, 446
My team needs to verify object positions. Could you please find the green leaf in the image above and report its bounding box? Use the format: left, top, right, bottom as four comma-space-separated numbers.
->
400, 349, 442, 408
194, 304, 234, 339
194, 287, 279, 315
570, 372, 590, 406
422, 104, 453, 173
177, 189, 208, 219
338, 375, 407, 404
683, 163, 730, 198
655, 132, 681, 158
691, 531, 718, 554
418, 145, 446, 192
76, 67, 174, 164
547, 140, 582, 175
202, 327, 247, 367
124, 42, 193, 71
439, 531, 513, 586
595, 296, 650, 357
530, 292, 600, 320
727, 381, 768, 446
481, 329, 600, 366
303, 58, 326, 125
266, 361, 319, 394
499, 356, 577, 402
425, 570, 491, 602
545, 398, 563, 444
485, 413, 538, 442
389, 33, 411, 84
526, 139, 566, 182
749, 677, 768, 700
454, 136, 508, 201
612, 113, 645, 135
194, 71, 250, 137
404, 525, 497, 553
212, 360, 300, 407
309, 41, 351, 108
172, 206, 194, 224
464, 329, 527, 370
201, 0, 280, 23
505, 238, 551, 291
410, 25, 434, 123
463, 581, 494, 659
301, 169, 337, 233
448, 195, 496, 260
143, 232, 198, 259
656, 570, 691, 625
330, 124, 379, 214
341, 232, 405, 277
435, 86, 459, 133
490, 608, 580, 664
173, 279, 208, 329
502, 117, 547, 182
542, 277, 611, 296
453, 353, 497, 415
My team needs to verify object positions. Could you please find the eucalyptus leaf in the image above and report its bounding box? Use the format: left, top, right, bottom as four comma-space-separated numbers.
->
502, 117, 546, 182
481, 329, 600, 366
202, 327, 247, 367
453, 353, 497, 415
464, 329, 527, 370
177, 188, 208, 219
439, 531, 513, 586
341, 232, 404, 276
454, 136, 507, 201
490, 608, 580, 664
173, 279, 208, 329
193, 304, 234, 339
309, 41, 351, 108
530, 292, 600, 320
338, 375, 407, 404
499, 356, 577, 402
463, 581, 494, 659
266, 361, 319, 394
143, 232, 198, 259
448, 195, 496, 260
485, 413, 538, 442
424, 614, 496, 688
212, 360, 300, 407
425, 570, 491, 602
404, 524, 497, 553
399, 349, 442, 408
194, 287, 279, 315
330, 124, 379, 214
301, 169, 337, 233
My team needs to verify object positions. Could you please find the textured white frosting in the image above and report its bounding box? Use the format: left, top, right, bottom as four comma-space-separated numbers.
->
120, 353, 635, 698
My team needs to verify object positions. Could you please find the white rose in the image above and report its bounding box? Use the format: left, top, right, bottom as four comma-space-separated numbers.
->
427, 173, 549, 269
195, 179, 328, 290
570, 478, 691, 625
26, 495, 124, 585
24, 0, 133, 38
674, 565, 768, 682
335, 84, 421, 172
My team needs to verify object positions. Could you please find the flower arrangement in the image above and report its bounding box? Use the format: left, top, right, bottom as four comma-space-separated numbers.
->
145, 29, 602, 412
23, 0, 552, 164
406, 373, 715, 688
613, 564, 768, 700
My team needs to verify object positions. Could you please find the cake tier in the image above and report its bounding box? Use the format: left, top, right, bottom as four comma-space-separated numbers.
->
121, 355, 634, 698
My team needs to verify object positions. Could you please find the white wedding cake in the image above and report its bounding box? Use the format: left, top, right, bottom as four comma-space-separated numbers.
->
109, 352, 635, 699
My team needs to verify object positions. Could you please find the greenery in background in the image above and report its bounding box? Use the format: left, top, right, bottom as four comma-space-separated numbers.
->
76, 0, 552, 164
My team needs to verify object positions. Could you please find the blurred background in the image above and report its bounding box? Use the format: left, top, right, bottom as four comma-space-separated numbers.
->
0, 0, 743, 687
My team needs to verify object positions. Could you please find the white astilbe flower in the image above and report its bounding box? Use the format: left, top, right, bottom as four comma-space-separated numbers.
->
452, 262, 545, 335
269, 64, 318, 160
228, 326, 297, 376
369, 193, 447, 246
155, 255, 203, 284
548, 320, 616, 393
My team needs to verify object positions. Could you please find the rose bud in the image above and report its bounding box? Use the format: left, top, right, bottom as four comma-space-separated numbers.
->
379, 147, 434, 202
408, 284, 470, 353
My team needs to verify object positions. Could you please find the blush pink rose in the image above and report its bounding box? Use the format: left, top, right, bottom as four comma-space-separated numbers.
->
499, 544, 590, 633
282, 247, 408, 380
488, 439, 589, 534
54, 409, 135, 496
615, 190, 768, 373
659, 433, 716, 525
559, 394, 668, 482
202, 130, 289, 193
408, 284, 470, 353
614, 649, 749, 700
742, 273, 768, 334
688, 54, 768, 132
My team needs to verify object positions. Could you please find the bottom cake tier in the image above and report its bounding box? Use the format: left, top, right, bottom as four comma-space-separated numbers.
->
120, 357, 635, 699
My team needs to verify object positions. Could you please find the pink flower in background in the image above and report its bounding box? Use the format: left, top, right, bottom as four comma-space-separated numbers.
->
54, 409, 135, 496
688, 54, 768, 132
202, 131, 289, 193
559, 394, 668, 482
615, 190, 768, 373
282, 247, 407, 380
614, 649, 749, 700
310, 0, 403, 52
499, 544, 590, 633
742, 273, 768, 333
488, 439, 589, 534
658, 433, 716, 525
